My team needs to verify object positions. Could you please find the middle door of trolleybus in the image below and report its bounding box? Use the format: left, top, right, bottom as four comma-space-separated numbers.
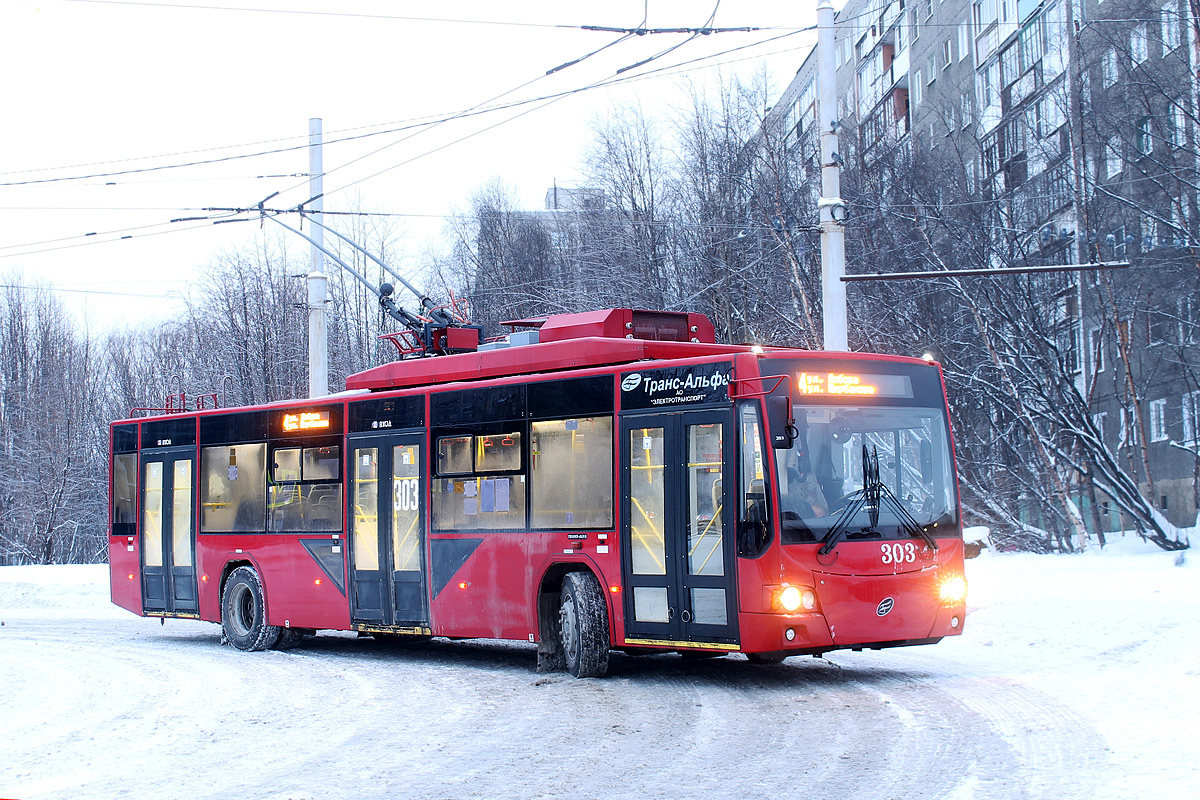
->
347, 432, 428, 627
620, 411, 738, 646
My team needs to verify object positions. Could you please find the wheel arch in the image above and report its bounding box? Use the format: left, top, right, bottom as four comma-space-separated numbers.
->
218, 558, 258, 610
534, 560, 614, 671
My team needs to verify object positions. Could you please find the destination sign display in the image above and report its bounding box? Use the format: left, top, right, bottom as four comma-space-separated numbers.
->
282, 411, 331, 432
795, 371, 913, 398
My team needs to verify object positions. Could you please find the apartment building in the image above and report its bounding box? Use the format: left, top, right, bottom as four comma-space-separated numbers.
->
764, 0, 1199, 529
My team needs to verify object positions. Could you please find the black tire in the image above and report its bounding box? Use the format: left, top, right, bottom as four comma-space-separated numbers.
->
746, 651, 788, 664
559, 571, 610, 678
221, 566, 281, 651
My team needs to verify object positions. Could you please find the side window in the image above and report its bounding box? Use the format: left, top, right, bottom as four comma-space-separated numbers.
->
737, 403, 772, 557
268, 444, 343, 532
201, 443, 267, 532
530, 417, 614, 529
112, 452, 138, 526
432, 431, 526, 531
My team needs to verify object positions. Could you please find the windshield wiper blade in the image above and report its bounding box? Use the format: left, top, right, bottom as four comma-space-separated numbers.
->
876, 487, 938, 551
819, 444, 937, 555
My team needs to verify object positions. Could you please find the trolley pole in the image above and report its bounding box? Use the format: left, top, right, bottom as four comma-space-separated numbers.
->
817, 0, 848, 351
308, 118, 329, 398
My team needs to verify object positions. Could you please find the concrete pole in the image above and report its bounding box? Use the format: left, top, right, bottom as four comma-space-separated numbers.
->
308, 118, 329, 398
817, 0, 848, 351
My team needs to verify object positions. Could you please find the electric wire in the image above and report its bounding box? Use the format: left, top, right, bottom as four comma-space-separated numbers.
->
0, 24, 815, 258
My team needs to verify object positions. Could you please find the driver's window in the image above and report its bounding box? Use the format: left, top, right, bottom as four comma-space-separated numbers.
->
737, 403, 771, 557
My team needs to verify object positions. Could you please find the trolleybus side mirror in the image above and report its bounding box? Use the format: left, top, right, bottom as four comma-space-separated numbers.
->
766, 395, 796, 449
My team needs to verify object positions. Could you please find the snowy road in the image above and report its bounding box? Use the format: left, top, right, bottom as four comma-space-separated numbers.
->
1, 542, 1196, 800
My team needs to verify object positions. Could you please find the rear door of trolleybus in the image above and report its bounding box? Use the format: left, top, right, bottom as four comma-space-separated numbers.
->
347, 431, 429, 628
619, 363, 739, 649
138, 445, 199, 616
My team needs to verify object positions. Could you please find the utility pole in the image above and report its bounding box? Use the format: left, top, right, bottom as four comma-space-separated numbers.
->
308, 118, 329, 398
817, 0, 848, 351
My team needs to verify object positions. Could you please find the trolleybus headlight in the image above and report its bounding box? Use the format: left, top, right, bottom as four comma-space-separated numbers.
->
939, 575, 968, 604
779, 585, 817, 612
779, 586, 803, 612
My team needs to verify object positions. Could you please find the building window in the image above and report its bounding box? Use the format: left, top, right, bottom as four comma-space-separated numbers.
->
928, 56, 937, 83
1131, 24, 1149, 66
943, 38, 954, 68
1105, 137, 1122, 179
1162, 2, 1181, 51
1089, 327, 1105, 373
959, 21, 971, 61
1183, 390, 1200, 444
1102, 50, 1118, 87
1119, 406, 1138, 448
1180, 296, 1198, 344
913, 70, 923, 105
974, 0, 998, 28
1148, 308, 1173, 345
1149, 398, 1168, 441
1093, 411, 1107, 444
1136, 117, 1153, 155
1170, 102, 1187, 147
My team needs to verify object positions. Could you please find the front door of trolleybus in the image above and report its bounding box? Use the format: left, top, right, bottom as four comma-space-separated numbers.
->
347, 432, 428, 628
621, 411, 738, 647
138, 446, 198, 616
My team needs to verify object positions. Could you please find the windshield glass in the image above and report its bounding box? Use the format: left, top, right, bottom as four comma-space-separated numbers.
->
776, 404, 957, 544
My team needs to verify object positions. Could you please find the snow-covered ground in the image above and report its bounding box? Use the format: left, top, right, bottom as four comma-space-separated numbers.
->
1, 538, 1196, 799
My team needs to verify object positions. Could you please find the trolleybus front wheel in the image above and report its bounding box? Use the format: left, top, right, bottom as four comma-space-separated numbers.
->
559, 571, 610, 678
221, 566, 281, 651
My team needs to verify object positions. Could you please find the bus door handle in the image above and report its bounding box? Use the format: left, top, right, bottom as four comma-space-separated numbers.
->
681, 609, 693, 623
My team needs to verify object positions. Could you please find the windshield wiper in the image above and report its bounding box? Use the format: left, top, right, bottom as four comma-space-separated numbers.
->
818, 445, 938, 555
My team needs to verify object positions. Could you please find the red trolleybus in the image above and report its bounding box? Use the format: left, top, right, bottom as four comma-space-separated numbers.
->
108, 308, 966, 676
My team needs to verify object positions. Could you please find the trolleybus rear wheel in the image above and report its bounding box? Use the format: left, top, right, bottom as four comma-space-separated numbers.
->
559, 571, 610, 678
746, 651, 788, 664
221, 566, 281, 651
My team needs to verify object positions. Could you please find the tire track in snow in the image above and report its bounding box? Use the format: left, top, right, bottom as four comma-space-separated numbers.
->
1, 617, 1096, 800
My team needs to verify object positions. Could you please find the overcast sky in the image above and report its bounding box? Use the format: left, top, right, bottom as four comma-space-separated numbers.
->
0, 0, 822, 328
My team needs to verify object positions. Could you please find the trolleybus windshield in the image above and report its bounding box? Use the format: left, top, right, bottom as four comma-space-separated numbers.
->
775, 404, 957, 545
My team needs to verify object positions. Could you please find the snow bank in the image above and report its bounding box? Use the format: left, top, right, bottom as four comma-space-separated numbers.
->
0, 564, 124, 619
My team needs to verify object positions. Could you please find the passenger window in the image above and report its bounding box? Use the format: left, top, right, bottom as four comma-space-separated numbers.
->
273, 448, 302, 481
432, 431, 526, 530
437, 436, 473, 475
737, 404, 772, 557
268, 444, 343, 532
431, 476, 526, 531
303, 446, 340, 480
112, 452, 138, 526
530, 417, 613, 528
476, 432, 522, 472
200, 443, 267, 532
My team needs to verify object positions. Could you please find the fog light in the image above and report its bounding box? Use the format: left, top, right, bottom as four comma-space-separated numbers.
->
785, 627, 796, 641
939, 575, 968, 604
951, 616, 960, 629
779, 586, 803, 612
